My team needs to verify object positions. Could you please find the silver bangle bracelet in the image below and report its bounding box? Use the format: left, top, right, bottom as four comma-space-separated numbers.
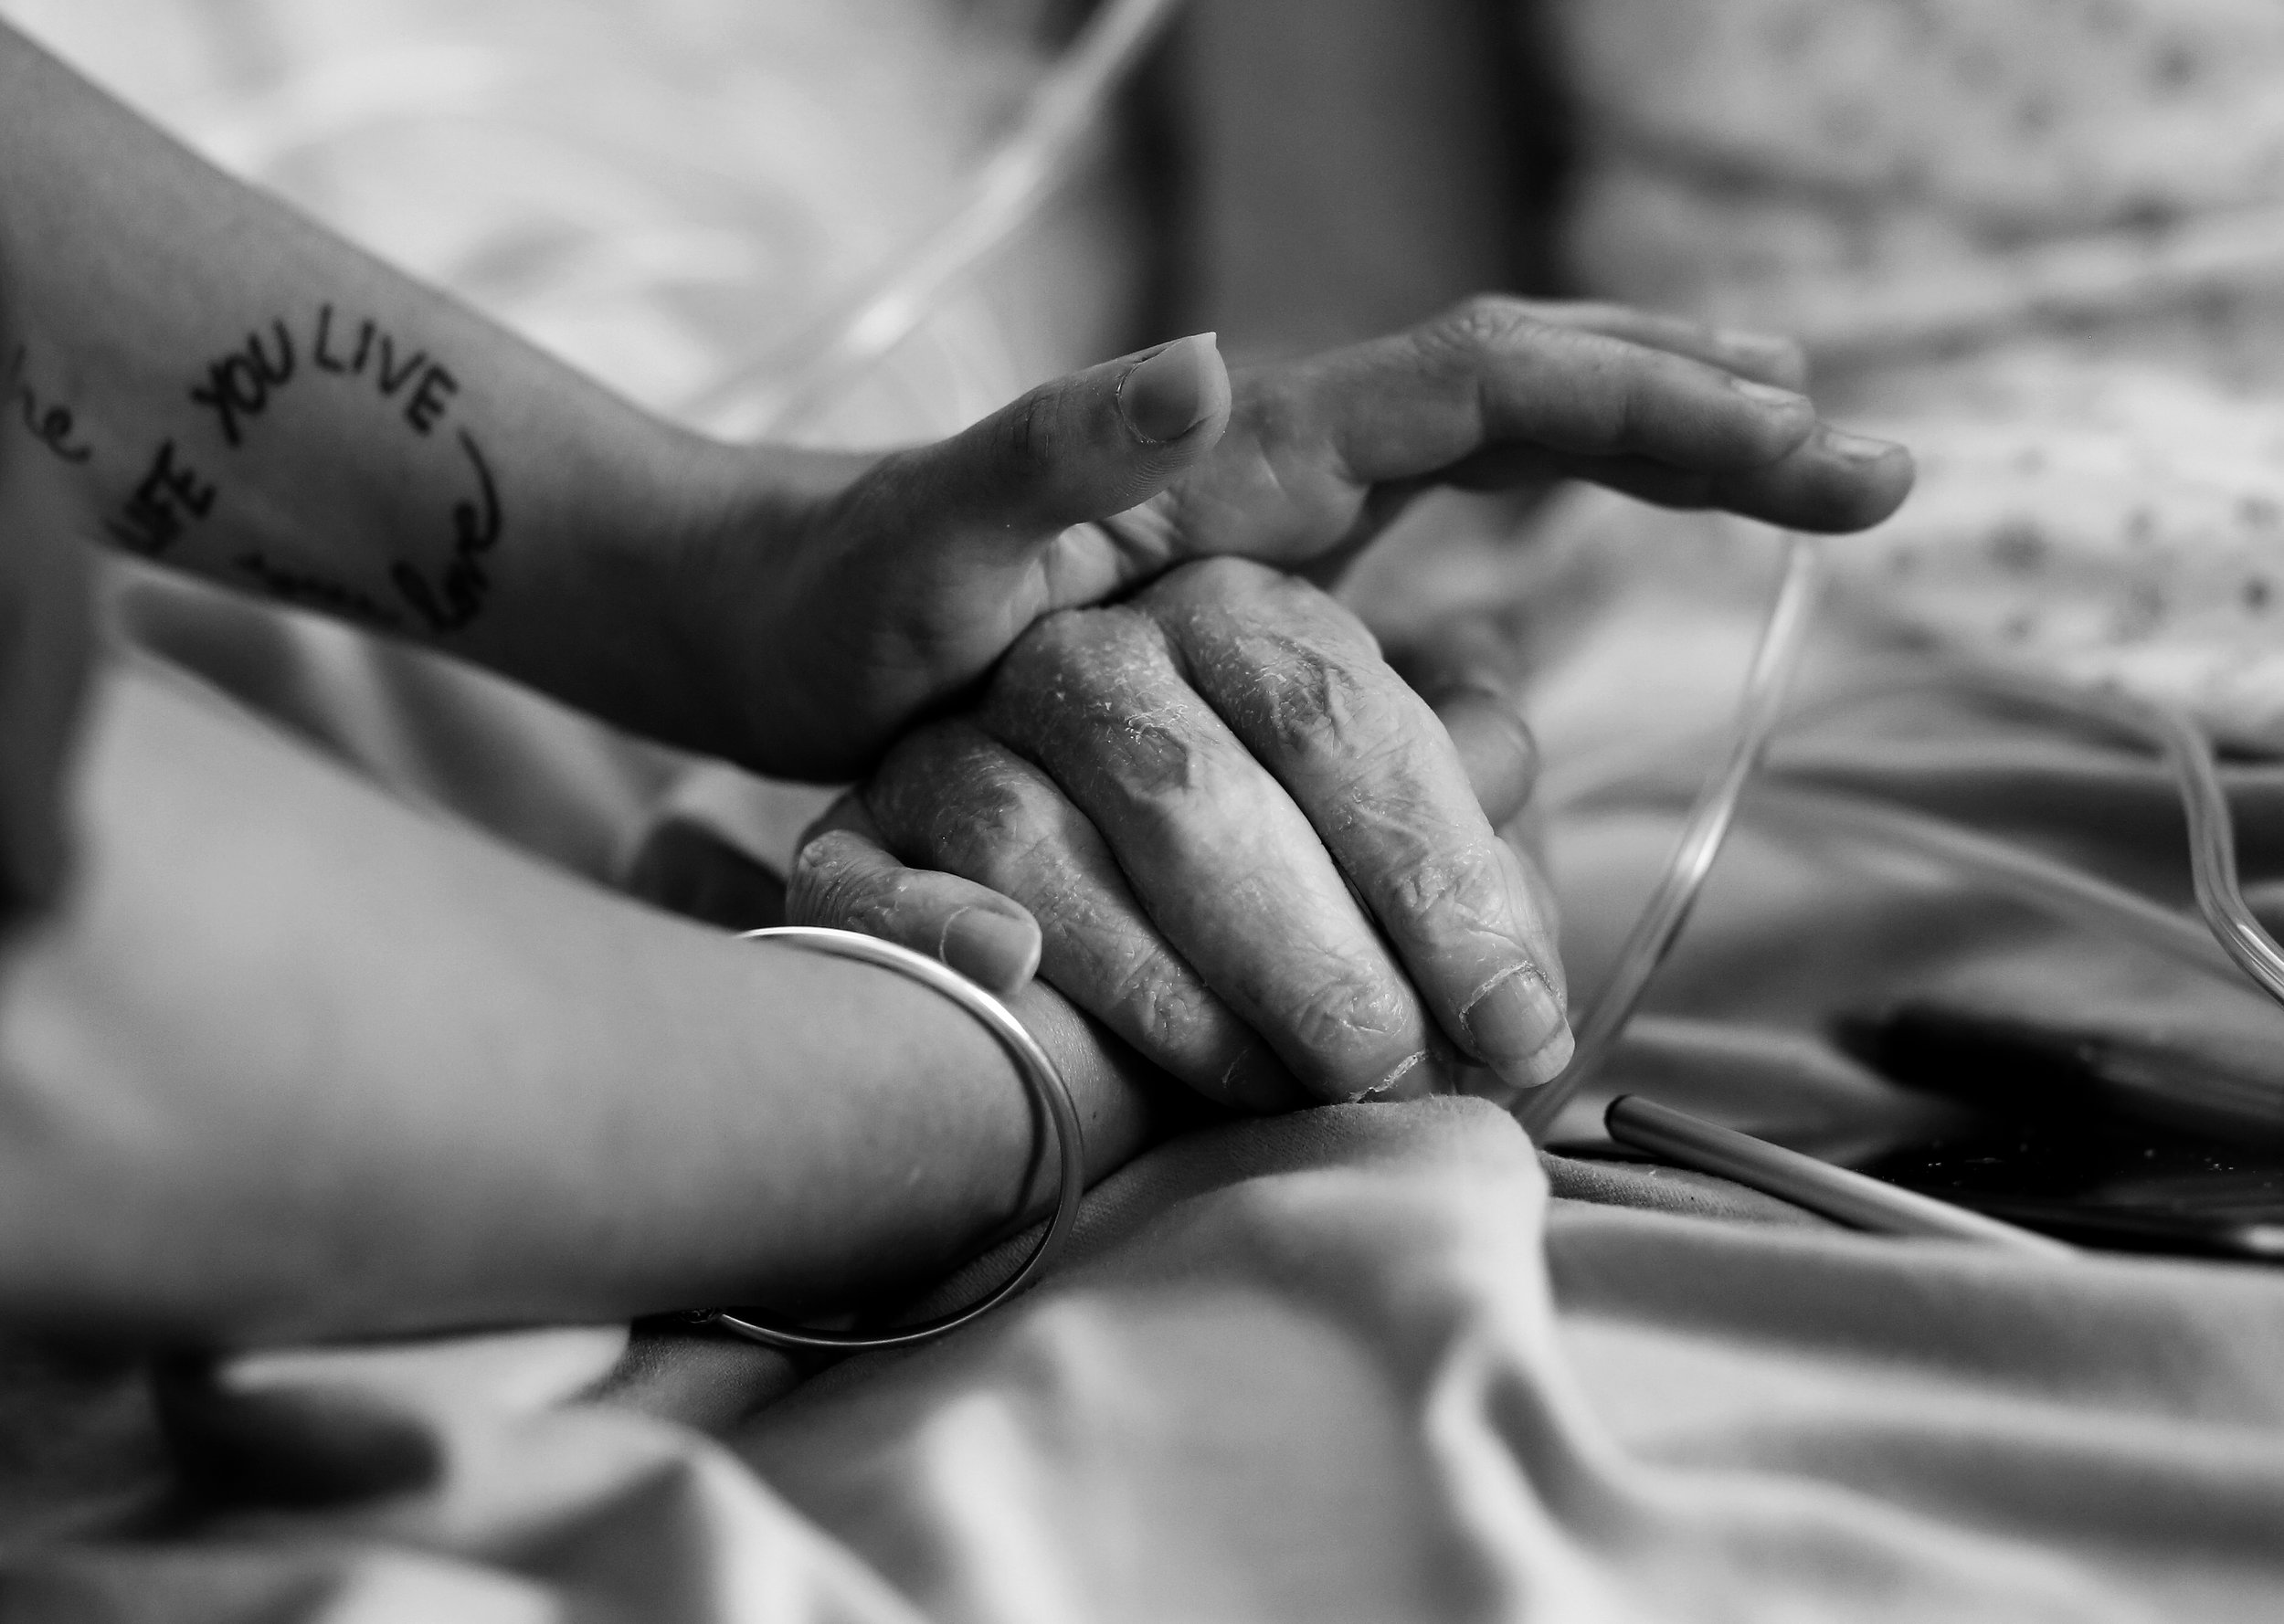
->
691, 925, 1086, 1353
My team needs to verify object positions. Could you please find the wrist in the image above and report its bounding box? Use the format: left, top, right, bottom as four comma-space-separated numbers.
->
482, 419, 850, 772
637, 438, 875, 776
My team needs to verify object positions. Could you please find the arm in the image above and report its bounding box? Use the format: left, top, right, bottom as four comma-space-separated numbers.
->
2, 21, 1903, 789
0, 655, 1158, 1347
0, 22, 758, 752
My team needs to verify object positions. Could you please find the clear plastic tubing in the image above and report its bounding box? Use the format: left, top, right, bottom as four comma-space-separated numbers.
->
690, 0, 1184, 436
1518, 646, 2284, 1144
1954, 668, 2284, 1007
1517, 533, 1825, 1139
1741, 780, 2239, 982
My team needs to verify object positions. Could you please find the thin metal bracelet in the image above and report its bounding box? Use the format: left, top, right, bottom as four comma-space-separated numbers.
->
693, 926, 1086, 1353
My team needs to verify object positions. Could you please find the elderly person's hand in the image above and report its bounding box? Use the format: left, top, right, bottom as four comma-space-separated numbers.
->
685, 297, 1909, 780
788, 558, 1561, 1106
769, 301, 1909, 1105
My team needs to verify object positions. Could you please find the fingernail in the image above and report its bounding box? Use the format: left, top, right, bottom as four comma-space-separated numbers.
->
1460, 963, 1572, 1091
1118, 333, 1220, 444
1729, 376, 1810, 410
1820, 425, 1908, 463
938, 907, 1041, 995
1504, 1022, 1575, 1091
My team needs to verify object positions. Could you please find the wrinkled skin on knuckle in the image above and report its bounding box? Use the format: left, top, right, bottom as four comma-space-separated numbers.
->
989, 604, 1148, 733
868, 726, 1002, 844
1235, 632, 1406, 774
1424, 293, 1539, 360
961, 787, 1111, 912
1134, 553, 1282, 613
1108, 704, 1239, 807
990, 606, 1240, 811
1100, 950, 1224, 1063
1147, 567, 1401, 775
869, 724, 1073, 895
1144, 557, 1376, 653
1383, 842, 1513, 950
1264, 965, 1418, 1092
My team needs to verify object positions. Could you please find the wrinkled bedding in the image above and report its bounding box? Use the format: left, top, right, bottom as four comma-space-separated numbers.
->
6, 4, 2284, 1619
10, 1088, 2284, 1621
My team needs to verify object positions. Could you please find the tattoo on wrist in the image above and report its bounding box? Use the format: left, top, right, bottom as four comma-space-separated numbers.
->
6, 344, 93, 465
233, 551, 405, 629
311, 305, 459, 435
188, 321, 294, 448
103, 438, 216, 556
153, 302, 504, 630
390, 429, 501, 633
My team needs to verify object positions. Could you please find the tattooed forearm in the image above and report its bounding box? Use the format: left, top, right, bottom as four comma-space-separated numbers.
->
168, 301, 505, 632
312, 305, 459, 435
196, 305, 461, 448
234, 552, 405, 629
188, 321, 294, 448
103, 438, 216, 556
7, 344, 93, 464
391, 429, 501, 633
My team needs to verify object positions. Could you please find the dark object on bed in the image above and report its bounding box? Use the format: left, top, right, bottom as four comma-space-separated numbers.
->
1845, 1002, 2284, 1262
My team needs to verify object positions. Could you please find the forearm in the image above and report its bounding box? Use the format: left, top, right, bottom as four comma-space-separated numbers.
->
0, 658, 1152, 1346
0, 24, 796, 753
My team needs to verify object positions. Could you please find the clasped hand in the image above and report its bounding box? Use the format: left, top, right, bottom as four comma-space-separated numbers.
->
694, 297, 1912, 1105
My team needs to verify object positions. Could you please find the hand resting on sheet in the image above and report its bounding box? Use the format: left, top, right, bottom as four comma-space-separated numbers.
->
784, 300, 1915, 1108
792, 559, 1560, 1105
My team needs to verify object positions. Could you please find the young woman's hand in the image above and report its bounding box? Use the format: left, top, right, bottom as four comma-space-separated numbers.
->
697, 297, 1911, 780
786, 559, 1567, 1107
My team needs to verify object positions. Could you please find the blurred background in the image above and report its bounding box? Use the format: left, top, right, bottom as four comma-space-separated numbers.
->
0, 0, 1153, 441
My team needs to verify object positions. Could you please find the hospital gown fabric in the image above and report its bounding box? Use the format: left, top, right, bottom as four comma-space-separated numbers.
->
1551, 0, 2284, 749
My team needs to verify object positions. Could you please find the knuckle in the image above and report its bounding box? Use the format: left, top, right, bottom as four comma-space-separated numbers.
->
999, 604, 1156, 702
1004, 603, 1104, 673
990, 387, 1060, 476
953, 780, 1076, 893
871, 727, 989, 831
1273, 970, 1412, 1070
1385, 847, 1507, 934
909, 752, 1065, 881
1103, 954, 1216, 1053
1144, 554, 1276, 611
1250, 638, 1401, 765
1114, 708, 1222, 802
996, 617, 1231, 807
1430, 293, 1535, 355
